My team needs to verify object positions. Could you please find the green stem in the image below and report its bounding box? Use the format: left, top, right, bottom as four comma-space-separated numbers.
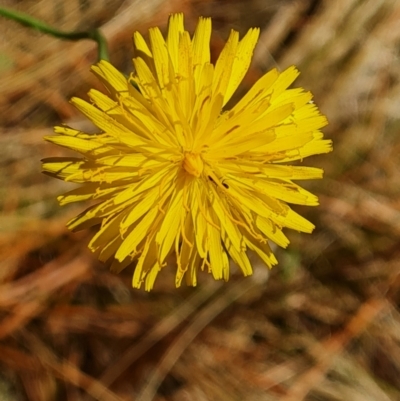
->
0, 6, 109, 61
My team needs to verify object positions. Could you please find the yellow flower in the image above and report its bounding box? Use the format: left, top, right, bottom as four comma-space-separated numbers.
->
42, 14, 332, 291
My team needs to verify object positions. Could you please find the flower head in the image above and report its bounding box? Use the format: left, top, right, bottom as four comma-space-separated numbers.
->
42, 14, 332, 291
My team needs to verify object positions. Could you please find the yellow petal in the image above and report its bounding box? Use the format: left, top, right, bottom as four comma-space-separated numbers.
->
42, 159, 86, 179
91, 60, 128, 97
192, 17, 212, 74
191, 182, 208, 258
269, 66, 300, 103
156, 178, 185, 264
222, 229, 252, 276
243, 234, 277, 268
175, 214, 195, 287
89, 212, 125, 252
255, 215, 289, 248
132, 236, 159, 290
206, 207, 227, 280
133, 31, 153, 58
177, 31, 195, 120
213, 29, 239, 103
71, 98, 149, 149
223, 28, 260, 105
209, 186, 242, 252
58, 183, 123, 205
116, 207, 159, 261
229, 68, 279, 116
167, 13, 184, 72
149, 27, 172, 87
45, 134, 109, 157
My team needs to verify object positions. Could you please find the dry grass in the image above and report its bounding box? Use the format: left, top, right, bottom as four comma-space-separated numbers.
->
1, 0, 400, 400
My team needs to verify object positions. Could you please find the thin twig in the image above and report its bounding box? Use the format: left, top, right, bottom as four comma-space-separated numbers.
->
21, 330, 124, 401
137, 276, 263, 401
0, 6, 109, 61
281, 298, 388, 401
97, 279, 223, 389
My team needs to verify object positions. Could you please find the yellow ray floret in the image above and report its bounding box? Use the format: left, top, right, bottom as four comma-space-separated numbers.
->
42, 13, 332, 291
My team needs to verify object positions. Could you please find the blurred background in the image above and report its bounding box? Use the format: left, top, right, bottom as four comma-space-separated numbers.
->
1, 0, 400, 400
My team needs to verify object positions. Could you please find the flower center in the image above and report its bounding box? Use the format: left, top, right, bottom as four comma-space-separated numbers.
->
182, 152, 204, 177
